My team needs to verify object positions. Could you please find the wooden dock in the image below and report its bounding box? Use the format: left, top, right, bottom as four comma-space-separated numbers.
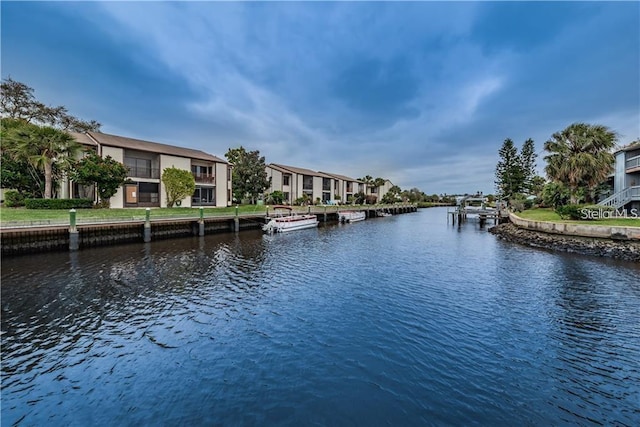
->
1, 204, 417, 256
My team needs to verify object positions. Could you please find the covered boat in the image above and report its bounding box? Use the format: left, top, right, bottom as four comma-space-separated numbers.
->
263, 206, 319, 233
338, 210, 366, 223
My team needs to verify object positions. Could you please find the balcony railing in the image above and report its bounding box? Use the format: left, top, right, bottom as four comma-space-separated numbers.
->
193, 173, 215, 184
626, 156, 640, 171
127, 166, 160, 179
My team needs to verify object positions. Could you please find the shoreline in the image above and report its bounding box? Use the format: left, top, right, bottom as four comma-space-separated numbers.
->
488, 222, 640, 262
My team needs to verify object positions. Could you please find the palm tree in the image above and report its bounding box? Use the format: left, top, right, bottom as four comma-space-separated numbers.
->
544, 123, 616, 204
4, 121, 81, 199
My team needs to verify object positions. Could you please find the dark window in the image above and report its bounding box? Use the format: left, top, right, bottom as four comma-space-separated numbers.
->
322, 178, 331, 191
125, 157, 158, 178
139, 182, 159, 204
192, 186, 216, 205
303, 175, 313, 191
283, 175, 291, 186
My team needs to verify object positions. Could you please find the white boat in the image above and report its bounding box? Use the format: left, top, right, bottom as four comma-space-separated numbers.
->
263, 206, 319, 233
338, 210, 366, 223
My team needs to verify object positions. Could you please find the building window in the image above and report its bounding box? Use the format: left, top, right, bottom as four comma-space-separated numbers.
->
283, 174, 291, 186
125, 157, 158, 178
138, 182, 159, 204
73, 183, 95, 200
322, 178, 331, 191
303, 175, 313, 191
228, 166, 232, 181
192, 186, 216, 205
283, 192, 290, 203
192, 165, 214, 183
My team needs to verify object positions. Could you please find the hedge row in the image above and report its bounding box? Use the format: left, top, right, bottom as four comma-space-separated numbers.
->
25, 198, 94, 210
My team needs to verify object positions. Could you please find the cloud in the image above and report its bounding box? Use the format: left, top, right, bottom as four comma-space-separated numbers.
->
3, 1, 637, 195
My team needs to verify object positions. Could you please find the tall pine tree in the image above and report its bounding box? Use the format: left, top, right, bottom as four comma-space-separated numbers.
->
495, 138, 523, 199
519, 138, 537, 194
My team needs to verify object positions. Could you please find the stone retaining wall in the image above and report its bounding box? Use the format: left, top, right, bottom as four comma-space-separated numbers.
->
489, 216, 640, 262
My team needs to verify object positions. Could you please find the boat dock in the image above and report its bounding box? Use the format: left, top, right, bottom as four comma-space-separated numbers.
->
447, 196, 507, 226
1, 203, 417, 256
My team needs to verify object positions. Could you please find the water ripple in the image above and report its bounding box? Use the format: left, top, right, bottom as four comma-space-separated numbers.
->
2, 210, 640, 426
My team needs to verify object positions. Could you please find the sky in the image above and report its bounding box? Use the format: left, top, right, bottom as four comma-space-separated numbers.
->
1, 1, 639, 195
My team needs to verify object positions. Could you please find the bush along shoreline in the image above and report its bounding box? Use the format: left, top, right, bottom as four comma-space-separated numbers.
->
489, 222, 640, 262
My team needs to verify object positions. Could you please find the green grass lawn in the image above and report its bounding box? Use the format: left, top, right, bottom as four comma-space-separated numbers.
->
0, 205, 272, 226
516, 208, 640, 227
0, 203, 379, 226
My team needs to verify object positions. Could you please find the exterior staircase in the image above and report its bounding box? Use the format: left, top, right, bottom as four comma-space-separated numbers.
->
598, 186, 640, 209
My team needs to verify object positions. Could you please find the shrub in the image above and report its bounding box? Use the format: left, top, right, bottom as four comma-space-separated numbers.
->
25, 198, 93, 209
555, 204, 582, 220
266, 191, 285, 205
509, 193, 527, 212
542, 182, 570, 208
4, 190, 25, 207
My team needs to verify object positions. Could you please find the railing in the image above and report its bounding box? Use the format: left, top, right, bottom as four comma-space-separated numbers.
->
127, 166, 160, 179
138, 193, 160, 204
193, 173, 215, 184
626, 156, 640, 171
599, 186, 640, 208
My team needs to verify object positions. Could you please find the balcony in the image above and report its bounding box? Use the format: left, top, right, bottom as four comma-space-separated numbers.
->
192, 173, 215, 184
626, 156, 640, 173
127, 166, 160, 179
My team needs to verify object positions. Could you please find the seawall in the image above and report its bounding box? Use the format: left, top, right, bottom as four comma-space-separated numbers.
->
1, 205, 417, 256
489, 214, 640, 262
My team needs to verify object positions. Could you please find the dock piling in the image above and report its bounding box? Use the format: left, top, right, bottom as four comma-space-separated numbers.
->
144, 208, 151, 242
69, 209, 79, 251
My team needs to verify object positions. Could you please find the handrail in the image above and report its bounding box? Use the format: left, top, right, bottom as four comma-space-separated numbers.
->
599, 186, 640, 208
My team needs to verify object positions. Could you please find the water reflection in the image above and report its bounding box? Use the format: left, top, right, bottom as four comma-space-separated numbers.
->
2, 209, 639, 426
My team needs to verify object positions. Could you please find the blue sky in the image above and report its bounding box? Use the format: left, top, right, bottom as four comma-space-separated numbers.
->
2, 1, 639, 195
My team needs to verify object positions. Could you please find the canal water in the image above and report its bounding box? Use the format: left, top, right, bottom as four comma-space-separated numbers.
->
1, 207, 639, 426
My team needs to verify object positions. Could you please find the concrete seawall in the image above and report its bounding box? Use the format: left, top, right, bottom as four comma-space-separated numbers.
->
507, 212, 640, 240
489, 213, 640, 261
1, 204, 417, 256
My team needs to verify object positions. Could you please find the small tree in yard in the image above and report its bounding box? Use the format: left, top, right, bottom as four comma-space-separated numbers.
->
70, 152, 128, 207
162, 167, 195, 208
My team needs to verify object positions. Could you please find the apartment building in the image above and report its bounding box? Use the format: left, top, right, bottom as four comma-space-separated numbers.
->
601, 141, 640, 211
320, 172, 365, 203
69, 132, 231, 208
266, 164, 337, 204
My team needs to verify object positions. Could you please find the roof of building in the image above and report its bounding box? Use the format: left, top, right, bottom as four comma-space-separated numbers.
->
71, 131, 227, 163
69, 132, 98, 147
269, 163, 333, 178
615, 141, 640, 154
319, 171, 363, 183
